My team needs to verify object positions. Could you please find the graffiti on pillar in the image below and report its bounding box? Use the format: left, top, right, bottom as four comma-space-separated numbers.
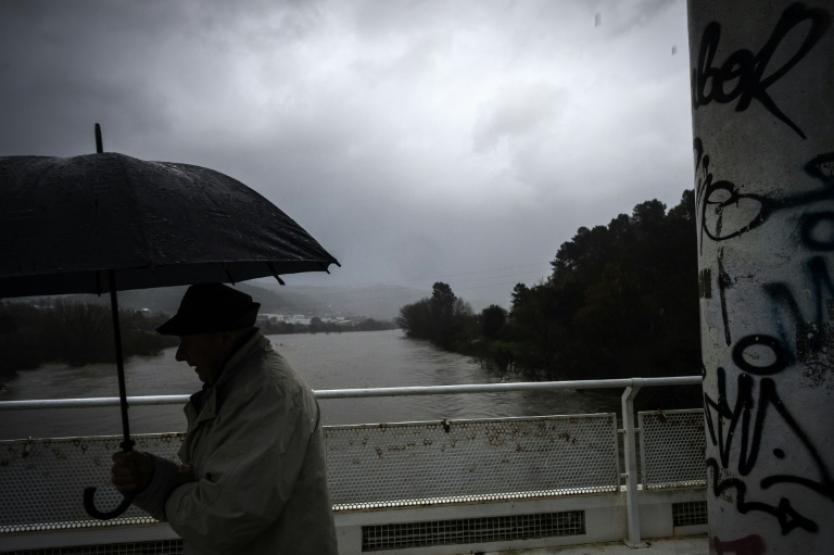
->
763, 255, 834, 386
695, 141, 834, 247
693, 3, 834, 535
693, 0, 834, 538
696, 144, 834, 371
696, 138, 834, 533
703, 368, 832, 533
716, 248, 732, 346
712, 534, 766, 555
692, 2, 830, 139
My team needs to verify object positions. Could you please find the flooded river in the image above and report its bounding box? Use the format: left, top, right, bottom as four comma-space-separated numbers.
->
0, 329, 621, 440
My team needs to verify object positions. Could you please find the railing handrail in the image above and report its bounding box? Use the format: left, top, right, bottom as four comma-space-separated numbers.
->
0, 376, 702, 411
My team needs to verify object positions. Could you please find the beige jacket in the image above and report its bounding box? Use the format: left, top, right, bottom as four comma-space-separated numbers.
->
135, 332, 337, 554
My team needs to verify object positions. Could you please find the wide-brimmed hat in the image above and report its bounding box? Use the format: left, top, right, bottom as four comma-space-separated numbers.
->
157, 283, 260, 336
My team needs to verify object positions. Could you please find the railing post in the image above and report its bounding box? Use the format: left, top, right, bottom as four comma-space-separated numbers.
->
621, 383, 646, 548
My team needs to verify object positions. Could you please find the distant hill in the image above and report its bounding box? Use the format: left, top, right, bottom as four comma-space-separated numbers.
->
237, 283, 432, 321
9, 283, 497, 322
16, 284, 429, 322
247, 284, 430, 321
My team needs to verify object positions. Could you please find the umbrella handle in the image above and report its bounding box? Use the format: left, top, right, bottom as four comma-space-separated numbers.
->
83, 487, 135, 520
83, 438, 137, 520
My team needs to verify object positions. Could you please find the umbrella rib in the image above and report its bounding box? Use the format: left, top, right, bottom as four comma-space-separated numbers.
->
224, 265, 236, 284
240, 186, 340, 267
117, 155, 154, 277
268, 262, 286, 286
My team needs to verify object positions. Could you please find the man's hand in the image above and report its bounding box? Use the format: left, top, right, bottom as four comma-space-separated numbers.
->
174, 463, 196, 487
111, 451, 154, 494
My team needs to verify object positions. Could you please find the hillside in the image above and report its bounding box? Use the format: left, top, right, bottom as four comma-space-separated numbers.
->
17, 283, 431, 322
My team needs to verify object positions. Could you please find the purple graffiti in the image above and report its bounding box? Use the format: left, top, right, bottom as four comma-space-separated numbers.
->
712, 534, 766, 555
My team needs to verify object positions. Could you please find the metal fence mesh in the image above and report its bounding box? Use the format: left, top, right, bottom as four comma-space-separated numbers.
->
325, 414, 620, 509
0, 434, 183, 533
638, 409, 706, 489
1, 415, 618, 534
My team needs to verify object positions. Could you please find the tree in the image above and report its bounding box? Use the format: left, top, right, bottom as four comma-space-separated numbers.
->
397, 282, 474, 349
479, 305, 507, 339
397, 300, 432, 338
309, 317, 324, 333
510, 190, 700, 380
396, 189, 701, 389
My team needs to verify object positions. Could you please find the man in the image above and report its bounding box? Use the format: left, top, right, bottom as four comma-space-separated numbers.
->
111, 283, 338, 554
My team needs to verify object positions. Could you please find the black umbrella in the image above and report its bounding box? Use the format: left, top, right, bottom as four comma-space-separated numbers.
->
0, 125, 339, 519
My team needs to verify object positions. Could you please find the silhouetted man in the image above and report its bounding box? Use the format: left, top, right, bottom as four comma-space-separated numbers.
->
111, 283, 337, 554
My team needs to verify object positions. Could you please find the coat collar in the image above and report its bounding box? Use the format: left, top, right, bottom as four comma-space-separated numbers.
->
185, 330, 270, 428
215, 330, 268, 389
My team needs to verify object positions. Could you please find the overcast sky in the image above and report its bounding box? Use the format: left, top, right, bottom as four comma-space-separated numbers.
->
0, 0, 693, 306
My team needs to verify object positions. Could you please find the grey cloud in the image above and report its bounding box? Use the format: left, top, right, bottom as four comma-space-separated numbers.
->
0, 0, 694, 305
473, 84, 567, 152
592, 0, 679, 36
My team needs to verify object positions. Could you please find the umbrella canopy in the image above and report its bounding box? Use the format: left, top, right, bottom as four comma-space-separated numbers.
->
0, 152, 339, 298
0, 148, 339, 520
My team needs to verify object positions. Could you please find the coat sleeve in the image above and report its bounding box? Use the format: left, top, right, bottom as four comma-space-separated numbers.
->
131, 454, 182, 520
163, 383, 316, 553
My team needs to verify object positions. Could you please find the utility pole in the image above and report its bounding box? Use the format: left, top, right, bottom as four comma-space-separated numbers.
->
688, 1, 834, 553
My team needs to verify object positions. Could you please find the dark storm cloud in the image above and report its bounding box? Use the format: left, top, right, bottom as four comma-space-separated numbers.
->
0, 2, 180, 154
0, 0, 694, 305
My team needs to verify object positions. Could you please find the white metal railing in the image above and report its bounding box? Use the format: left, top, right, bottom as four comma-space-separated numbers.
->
0, 376, 701, 409
0, 376, 704, 548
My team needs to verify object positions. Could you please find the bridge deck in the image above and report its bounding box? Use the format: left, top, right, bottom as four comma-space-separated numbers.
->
494, 536, 708, 554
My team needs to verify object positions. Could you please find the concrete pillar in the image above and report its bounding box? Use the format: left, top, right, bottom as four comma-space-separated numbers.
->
688, 1, 834, 554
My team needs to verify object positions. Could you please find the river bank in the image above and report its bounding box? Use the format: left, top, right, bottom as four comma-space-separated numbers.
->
0, 302, 178, 385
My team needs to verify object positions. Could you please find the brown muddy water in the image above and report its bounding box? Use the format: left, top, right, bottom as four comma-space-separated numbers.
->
0, 329, 624, 440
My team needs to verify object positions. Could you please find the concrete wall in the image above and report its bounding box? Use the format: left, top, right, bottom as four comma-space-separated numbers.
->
3, 490, 707, 553
688, 1, 834, 553
332, 490, 706, 555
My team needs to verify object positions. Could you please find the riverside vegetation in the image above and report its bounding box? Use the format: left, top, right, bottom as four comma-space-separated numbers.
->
0, 302, 178, 384
397, 191, 701, 405
0, 300, 397, 386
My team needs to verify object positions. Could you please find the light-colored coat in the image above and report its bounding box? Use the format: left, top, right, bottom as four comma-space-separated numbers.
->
135, 332, 338, 554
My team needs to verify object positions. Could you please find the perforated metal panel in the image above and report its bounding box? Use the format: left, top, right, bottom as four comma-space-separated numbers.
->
0, 434, 183, 533
638, 409, 706, 489
1, 414, 619, 534
2, 540, 183, 555
325, 414, 620, 509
